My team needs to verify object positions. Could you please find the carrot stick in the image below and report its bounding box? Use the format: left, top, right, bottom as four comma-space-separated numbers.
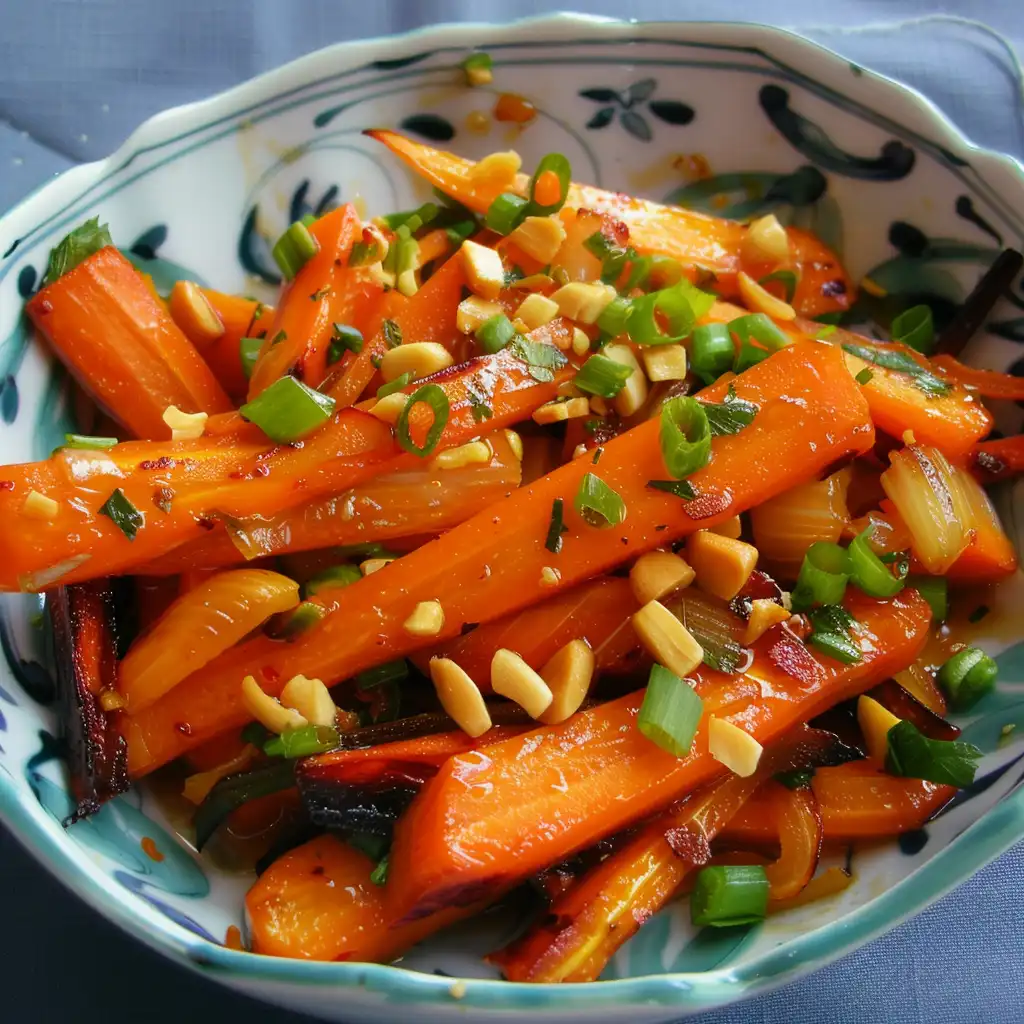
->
931, 354, 1024, 401
412, 577, 639, 688
366, 130, 853, 319
385, 590, 931, 925
194, 289, 274, 402
135, 429, 522, 575
122, 340, 874, 775
25, 247, 232, 439
0, 330, 570, 592
970, 436, 1024, 484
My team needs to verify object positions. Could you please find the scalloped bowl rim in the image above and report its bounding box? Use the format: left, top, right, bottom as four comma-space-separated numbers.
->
1, 11, 1023, 1017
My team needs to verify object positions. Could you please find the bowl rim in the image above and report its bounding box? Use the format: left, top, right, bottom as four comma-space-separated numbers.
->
2, 10, 1023, 1017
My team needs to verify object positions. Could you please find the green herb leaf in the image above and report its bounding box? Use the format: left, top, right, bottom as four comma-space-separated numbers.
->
885, 719, 981, 787
841, 342, 951, 398
98, 488, 144, 541
239, 336, 264, 379
370, 854, 390, 887
510, 335, 569, 380
648, 478, 697, 500
807, 604, 862, 664
328, 323, 364, 363
42, 217, 113, 288
702, 387, 759, 437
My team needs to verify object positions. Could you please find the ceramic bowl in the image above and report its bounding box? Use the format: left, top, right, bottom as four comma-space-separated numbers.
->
1, 13, 1023, 1023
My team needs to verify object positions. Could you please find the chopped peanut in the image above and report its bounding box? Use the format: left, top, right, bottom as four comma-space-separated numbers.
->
540, 565, 561, 587
503, 429, 524, 461
572, 443, 589, 459
368, 392, 409, 424
572, 327, 591, 357
711, 515, 742, 540
550, 281, 617, 324
539, 639, 595, 724
630, 551, 696, 605
403, 599, 445, 637
456, 295, 504, 334
745, 213, 790, 262
361, 557, 394, 575
708, 717, 763, 777
491, 649, 553, 719
632, 600, 704, 679
432, 440, 492, 470
168, 280, 224, 345
280, 674, 338, 728
429, 658, 492, 738
857, 694, 902, 762
737, 271, 796, 322
467, 150, 521, 191
515, 293, 560, 331
509, 215, 567, 263
686, 530, 759, 601
743, 599, 791, 644
99, 690, 126, 712
22, 490, 59, 521
602, 343, 648, 417
162, 405, 208, 441
380, 341, 453, 382
241, 675, 307, 734
532, 397, 590, 425
641, 345, 688, 382
461, 239, 505, 299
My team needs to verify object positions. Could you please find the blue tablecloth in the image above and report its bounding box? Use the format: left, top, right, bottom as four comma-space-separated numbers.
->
1, 3, 1022, 1022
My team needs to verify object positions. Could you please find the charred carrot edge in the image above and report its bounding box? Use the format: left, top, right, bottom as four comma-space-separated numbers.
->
365, 129, 853, 319
970, 436, 1024, 484
25, 247, 232, 439
122, 340, 874, 776
393, 590, 929, 932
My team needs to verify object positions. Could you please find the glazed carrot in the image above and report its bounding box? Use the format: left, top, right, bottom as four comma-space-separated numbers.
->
412, 577, 639, 688
0, 329, 570, 592
118, 569, 300, 712
192, 289, 274, 402
246, 834, 473, 962
25, 247, 232, 439
367, 130, 853, 319
720, 759, 955, 844
761, 781, 822, 900
122, 340, 874, 775
931, 354, 1024, 401
246, 205, 366, 397
385, 590, 931, 924
136, 429, 522, 575
970, 436, 1024, 485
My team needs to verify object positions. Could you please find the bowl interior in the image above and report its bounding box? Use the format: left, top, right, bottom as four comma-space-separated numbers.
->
1, 16, 1023, 1022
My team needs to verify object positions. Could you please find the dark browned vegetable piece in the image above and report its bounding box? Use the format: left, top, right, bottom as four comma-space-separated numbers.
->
49, 580, 129, 820
935, 248, 1023, 356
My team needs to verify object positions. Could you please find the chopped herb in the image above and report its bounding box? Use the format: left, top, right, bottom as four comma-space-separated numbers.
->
592, 446, 604, 465
328, 323, 364, 363
356, 659, 409, 690
98, 488, 144, 540
510, 334, 568, 382
503, 265, 525, 287
470, 400, 493, 422
807, 604, 861, 664
968, 604, 990, 624
855, 367, 873, 385
648, 478, 697, 500
775, 769, 815, 790
885, 719, 981, 787
841, 342, 951, 398
42, 217, 113, 287
758, 269, 798, 304
574, 473, 626, 528
382, 319, 403, 348
271, 329, 287, 346
370, 354, 383, 369
545, 497, 568, 553
702, 387, 759, 437
370, 854, 390, 886
239, 336, 263, 378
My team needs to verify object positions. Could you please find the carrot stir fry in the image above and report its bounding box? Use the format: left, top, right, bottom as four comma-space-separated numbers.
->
10, 123, 1018, 974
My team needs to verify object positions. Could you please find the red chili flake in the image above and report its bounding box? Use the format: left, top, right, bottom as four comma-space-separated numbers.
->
685, 492, 733, 520
764, 624, 826, 685
0, 480, 14, 491
664, 825, 712, 864
139, 456, 177, 471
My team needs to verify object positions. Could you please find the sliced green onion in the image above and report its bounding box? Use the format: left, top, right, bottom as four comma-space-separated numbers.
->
445, 219, 477, 246
847, 526, 904, 598
690, 322, 734, 384
854, 367, 873, 385
272, 221, 320, 281
758, 269, 798, 304
807, 605, 861, 664
815, 324, 838, 339
637, 664, 703, 756
476, 314, 517, 354
98, 488, 144, 541
328, 323, 364, 363
730, 313, 790, 373
485, 192, 530, 235
263, 724, 340, 759
377, 372, 414, 399
303, 564, 362, 598
525, 153, 572, 217
791, 543, 851, 611
356, 659, 409, 691
277, 600, 327, 637
239, 376, 336, 442
348, 238, 383, 267
885, 719, 981, 787
574, 354, 633, 398
891, 304, 935, 355
627, 279, 716, 346
299, 213, 317, 228
937, 646, 999, 711
381, 203, 439, 234
596, 295, 633, 337
910, 575, 948, 621
546, 497, 568, 554
660, 397, 711, 480
574, 473, 626, 528
370, 854, 390, 887
62, 433, 118, 450
622, 253, 653, 291
690, 865, 769, 928
395, 383, 450, 457
239, 336, 263, 379
193, 760, 295, 851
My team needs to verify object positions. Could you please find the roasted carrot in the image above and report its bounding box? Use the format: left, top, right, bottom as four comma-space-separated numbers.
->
931, 354, 1024, 401
190, 289, 274, 402
247, 834, 473, 961
720, 759, 955, 844
387, 591, 930, 925
118, 569, 300, 712
136, 429, 522, 575
246, 205, 372, 397
971, 436, 1024, 485
0, 329, 571, 592
412, 577, 639, 687
367, 130, 853, 319
25, 247, 232, 439
122, 340, 874, 775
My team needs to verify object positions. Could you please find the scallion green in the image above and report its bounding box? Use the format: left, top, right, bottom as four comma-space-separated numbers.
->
272, 221, 320, 280
525, 153, 572, 217
239, 376, 336, 442
475, 314, 517, 354
891, 304, 935, 355
303, 564, 362, 598
328, 323, 364, 363
910, 575, 948, 621
98, 488, 144, 541
239, 336, 263, 379
263, 724, 340, 759
485, 192, 530, 235
596, 295, 633, 337
690, 865, 769, 928
62, 433, 118, 450
395, 383, 450, 457
937, 646, 999, 711
791, 542, 851, 611
659, 397, 711, 480
627, 279, 716, 346
847, 526, 904, 598
377, 372, 414, 399
690, 322, 735, 384
574, 353, 633, 398
574, 473, 626, 528
637, 664, 703, 756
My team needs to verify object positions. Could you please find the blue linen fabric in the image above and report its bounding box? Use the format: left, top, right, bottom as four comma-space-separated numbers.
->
0, 2, 1022, 1022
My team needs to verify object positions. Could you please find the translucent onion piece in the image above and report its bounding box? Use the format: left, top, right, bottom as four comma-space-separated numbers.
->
670, 589, 751, 675
19, 553, 92, 593
750, 469, 851, 575
119, 568, 300, 713
880, 445, 971, 574
892, 658, 947, 717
